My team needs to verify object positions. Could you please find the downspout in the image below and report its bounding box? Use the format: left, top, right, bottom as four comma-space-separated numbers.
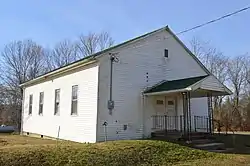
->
108, 53, 119, 115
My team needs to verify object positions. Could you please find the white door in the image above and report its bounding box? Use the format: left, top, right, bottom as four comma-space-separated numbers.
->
154, 96, 165, 129
155, 96, 166, 115
165, 97, 176, 130
166, 97, 175, 116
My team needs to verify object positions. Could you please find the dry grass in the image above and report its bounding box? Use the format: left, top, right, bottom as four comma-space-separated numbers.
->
0, 134, 250, 166
0, 134, 56, 147
176, 155, 250, 166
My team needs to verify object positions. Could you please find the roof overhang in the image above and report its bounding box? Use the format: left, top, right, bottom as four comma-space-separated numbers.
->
20, 59, 97, 88
144, 87, 192, 96
144, 75, 232, 97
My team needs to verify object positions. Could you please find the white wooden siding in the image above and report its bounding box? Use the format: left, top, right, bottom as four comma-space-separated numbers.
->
22, 63, 99, 143
96, 30, 207, 141
200, 75, 226, 92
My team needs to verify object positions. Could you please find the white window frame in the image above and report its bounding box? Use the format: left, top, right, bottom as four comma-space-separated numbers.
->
71, 85, 78, 115
28, 94, 33, 115
39, 92, 44, 115
54, 89, 60, 115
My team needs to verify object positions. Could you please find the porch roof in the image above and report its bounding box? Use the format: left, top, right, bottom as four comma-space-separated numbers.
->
144, 75, 232, 97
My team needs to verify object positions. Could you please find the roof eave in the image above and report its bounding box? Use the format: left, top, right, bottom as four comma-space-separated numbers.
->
20, 59, 97, 88
144, 87, 191, 96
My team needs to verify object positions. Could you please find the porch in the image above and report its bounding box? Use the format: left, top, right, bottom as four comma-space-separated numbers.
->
142, 75, 232, 140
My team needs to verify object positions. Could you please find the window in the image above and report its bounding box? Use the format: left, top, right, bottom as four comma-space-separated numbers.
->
156, 100, 164, 105
164, 49, 168, 58
71, 85, 78, 115
29, 94, 33, 115
168, 100, 174, 105
54, 89, 60, 115
39, 92, 44, 115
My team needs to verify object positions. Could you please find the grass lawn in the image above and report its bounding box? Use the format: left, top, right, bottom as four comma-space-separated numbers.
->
0, 134, 250, 166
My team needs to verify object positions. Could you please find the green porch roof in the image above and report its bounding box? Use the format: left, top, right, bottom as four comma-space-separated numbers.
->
144, 75, 208, 94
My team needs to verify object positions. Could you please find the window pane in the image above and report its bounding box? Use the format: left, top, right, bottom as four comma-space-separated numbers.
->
55, 103, 59, 115
54, 89, 60, 115
29, 95, 33, 115
156, 100, 164, 105
168, 100, 174, 105
71, 100, 77, 115
39, 92, 44, 104
72, 85, 78, 100
71, 85, 78, 115
55, 89, 60, 102
29, 106, 32, 115
39, 104, 43, 115
29, 95, 33, 105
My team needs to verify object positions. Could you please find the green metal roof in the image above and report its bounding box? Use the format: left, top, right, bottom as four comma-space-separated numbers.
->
144, 75, 208, 94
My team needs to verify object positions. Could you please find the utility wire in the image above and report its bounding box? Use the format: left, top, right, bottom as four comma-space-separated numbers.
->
123, 6, 250, 50
174, 6, 250, 36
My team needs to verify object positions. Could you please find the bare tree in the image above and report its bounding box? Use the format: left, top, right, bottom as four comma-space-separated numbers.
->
190, 37, 230, 130
98, 32, 115, 50
190, 37, 207, 60
226, 54, 249, 130
190, 38, 228, 100
77, 31, 114, 57
46, 32, 114, 69
46, 40, 78, 70
227, 54, 248, 107
0, 40, 47, 131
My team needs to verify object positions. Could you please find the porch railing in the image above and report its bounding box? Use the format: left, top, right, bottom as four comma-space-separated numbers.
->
194, 116, 209, 132
152, 115, 184, 131
152, 115, 209, 133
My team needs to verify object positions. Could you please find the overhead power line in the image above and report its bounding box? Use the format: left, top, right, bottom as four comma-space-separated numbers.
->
175, 5, 250, 36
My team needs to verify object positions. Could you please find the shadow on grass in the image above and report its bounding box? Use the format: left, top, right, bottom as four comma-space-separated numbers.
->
150, 132, 250, 155
213, 132, 250, 154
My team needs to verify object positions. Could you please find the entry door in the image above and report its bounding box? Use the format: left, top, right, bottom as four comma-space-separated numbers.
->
165, 97, 176, 130
165, 97, 176, 116
155, 96, 166, 115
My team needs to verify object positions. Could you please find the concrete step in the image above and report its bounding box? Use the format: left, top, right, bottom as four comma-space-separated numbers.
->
151, 131, 182, 137
191, 139, 215, 144
208, 148, 234, 153
194, 142, 225, 150
182, 133, 214, 140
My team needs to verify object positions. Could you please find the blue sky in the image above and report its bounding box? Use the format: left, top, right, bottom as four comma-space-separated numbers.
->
0, 0, 249, 56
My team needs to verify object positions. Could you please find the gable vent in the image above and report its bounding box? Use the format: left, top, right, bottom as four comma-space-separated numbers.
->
164, 49, 168, 58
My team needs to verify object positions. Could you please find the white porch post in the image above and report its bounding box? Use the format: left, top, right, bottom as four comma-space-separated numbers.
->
187, 92, 192, 136
182, 92, 187, 136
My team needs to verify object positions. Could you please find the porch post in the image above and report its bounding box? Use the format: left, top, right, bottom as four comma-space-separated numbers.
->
207, 93, 213, 134
182, 92, 191, 140
187, 92, 192, 136
182, 92, 187, 136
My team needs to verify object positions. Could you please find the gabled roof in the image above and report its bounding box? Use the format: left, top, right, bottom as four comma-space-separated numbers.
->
21, 26, 210, 87
144, 75, 208, 94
